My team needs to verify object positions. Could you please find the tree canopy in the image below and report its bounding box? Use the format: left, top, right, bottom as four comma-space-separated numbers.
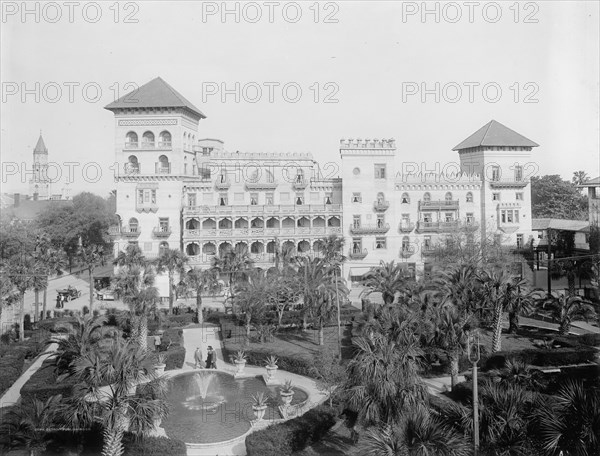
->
531, 174, 588, 220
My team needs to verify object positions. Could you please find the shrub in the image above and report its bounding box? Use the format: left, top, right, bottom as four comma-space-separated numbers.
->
36, 317, 77, 333
482, 346, 597, 371
245, 405, 337, 456
20, 358, 77, 402
164, 345, 186, 370
122, 435, 187, 455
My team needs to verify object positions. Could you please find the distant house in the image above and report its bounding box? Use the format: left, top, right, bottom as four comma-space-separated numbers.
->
578, 177, 600, 224
532, 218, 590, 253
2, 193, 73, 221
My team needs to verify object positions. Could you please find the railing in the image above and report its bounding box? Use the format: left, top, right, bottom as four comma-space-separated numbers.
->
292, 179, 309, 190
183, 226, 342, 238
349, 223, 390, 235
183, 204, 343, 216
416, 221, 460, 233
158, 141, 172, 148
121, 227, 141, 238
373, 200, 390, 211
152, 226, 172, 237
398, 222, 415, 233
399, 247, 416, 258
108, 226, 121, 236
489, 178, 529, 188
123, 163, 140, 175
141, 142, 155, 149
215, 180, 231, 190
124, 142, 138, 149
155, 163, 171, 174
348, 248, 368, 260
418, 200, 460, 210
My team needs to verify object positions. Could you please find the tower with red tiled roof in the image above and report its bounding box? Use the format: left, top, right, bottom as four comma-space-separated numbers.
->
454, 120, 539, 247
29, 132, 51, 200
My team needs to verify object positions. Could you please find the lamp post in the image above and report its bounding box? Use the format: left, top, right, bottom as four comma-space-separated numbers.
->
467, 330, 481, 455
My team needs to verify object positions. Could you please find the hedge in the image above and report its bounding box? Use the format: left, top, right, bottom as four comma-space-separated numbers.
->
158, 328, 186, 371
0, 339, 46, 397
245, 405, 337, 456
482, 346, 598, 371
122, 435, 187, 455
20, 358, 78, 402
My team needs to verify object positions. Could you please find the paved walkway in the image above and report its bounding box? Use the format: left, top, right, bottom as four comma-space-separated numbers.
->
0, 342, 58, 409
159, 324, 328, 456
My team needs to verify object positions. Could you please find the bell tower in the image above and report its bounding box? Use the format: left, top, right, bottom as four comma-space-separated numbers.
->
29, 132, 51, 200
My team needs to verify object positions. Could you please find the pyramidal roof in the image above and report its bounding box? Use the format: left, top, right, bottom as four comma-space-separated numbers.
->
453, 120, 539, 150
104, 77, 206, 118
34, 134, 48, 154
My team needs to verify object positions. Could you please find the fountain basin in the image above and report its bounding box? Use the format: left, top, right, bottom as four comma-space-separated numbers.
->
162, 371, 308, 444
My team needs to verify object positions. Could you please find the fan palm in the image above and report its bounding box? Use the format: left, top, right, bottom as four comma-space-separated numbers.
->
61, 339, 170, 456
78, 243, 105, 315
211, 248, 254, 302
433, 262, 480, 314
113, 244, 147, 268
183, 266, 219, 324
362, 261, 411, 306
540, 292, 596, 335
234, 269, 271, 338
155, 248, 188, 315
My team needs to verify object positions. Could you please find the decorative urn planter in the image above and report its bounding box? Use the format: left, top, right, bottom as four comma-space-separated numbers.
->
252, 405, 267, 421
266, 365, 278, 382
153, 363, 166, 376
234, 359, 246, 375
280, 391, 293, 405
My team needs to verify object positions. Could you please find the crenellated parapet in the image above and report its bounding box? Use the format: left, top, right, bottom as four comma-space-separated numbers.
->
210, 151, 314, 160
339, 138, 396, 149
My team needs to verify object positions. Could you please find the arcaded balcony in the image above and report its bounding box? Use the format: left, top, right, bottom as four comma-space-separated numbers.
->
293, 179, 309, 190
152, 226, 172, 238
418, 200, 460, 211
398, 222, 415, 233
373, 200, 390, 212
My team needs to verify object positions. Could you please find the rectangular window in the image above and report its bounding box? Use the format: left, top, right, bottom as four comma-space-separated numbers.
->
250, 193, 258, 205
138, 190, 143, 204
353, 215, 361, 228
375, 237, 386, 249
151, 190, 156, 204
492, 193, 500, 201
324, 192, 333, 204
351, 238, 362, 253
491, 166, 500, 181
507, 210, 513, 223
515, 210, 519, 222
501, 210, 506, 223
219, 193, 228, 206
424, 236, 431, 249
188, 193, 196, 207
376, 215, 385, 228
515, 165, 523, 181
280, 192, 290, 202
143, 190, 150, 203
466, 213, 474, 224
295, 194, 304, 205
352, 192, 362, 203
516, 234, 523, 248
266, 193, 274, 205
402, 238, 410, 250
466, 193, 473, 202
516, 192, 523, 201
423, 213, 432, 223
159, 218, 169, 231
234, 192, 244, 203
374, 164, 386, 179
445, 212, 453, 222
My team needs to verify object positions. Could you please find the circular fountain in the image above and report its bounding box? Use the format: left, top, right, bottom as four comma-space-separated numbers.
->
162, 371, 309, 444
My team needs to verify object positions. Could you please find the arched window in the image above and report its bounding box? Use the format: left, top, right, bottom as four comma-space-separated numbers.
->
159, 241, 169, 256
186, 243, 200, 256
125, 132, 138, 148
377, 192, 385, 204
159, 131, 172, 147
445, 192, 453, 203
157, 155, 169, 174
266, 170, 274, 183
423, 192, 431, 203
401, 193, 410, 204
296, 169, 304, 183
128, 218, 139, 232
127, 155, 139, 173
142, 131, 155, 147
466, 192, 473, 203
402, 236, 410, 251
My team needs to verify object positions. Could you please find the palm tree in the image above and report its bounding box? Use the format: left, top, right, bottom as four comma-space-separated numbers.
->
37, 246, 66, 320
572, 170, 589, 186
358, 405, 471, 456
183, 266, 219, 324
61, 339, 170, 456
211, 248, 254, 302
536, 379, 600, 456
430, 306, 473, 390
6, 254, 35, 341
113, 243, 147, 268
0, 394, 63, 455
155, 248, 188, 315
479, 267, 520, 352
319, 234, 346, 268
234, 269, 270, 339
343, 333, 427, 426
505, 286, 536, 334
362, 261, 411, 306
78, 243, 105, 316
540, 292, 596, 335
433, 262, 480, 314
489, 359, 544, 390
113, 264, 159, 350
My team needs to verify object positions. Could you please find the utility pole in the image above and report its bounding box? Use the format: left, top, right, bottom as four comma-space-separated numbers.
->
468, 331, 481, 456
334, 266, 342, 359
547, 228, 552, 295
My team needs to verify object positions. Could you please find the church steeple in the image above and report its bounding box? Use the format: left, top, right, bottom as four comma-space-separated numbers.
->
34, 131, 48, 154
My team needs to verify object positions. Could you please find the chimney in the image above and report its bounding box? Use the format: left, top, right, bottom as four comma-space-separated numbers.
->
14, 193, 20, 207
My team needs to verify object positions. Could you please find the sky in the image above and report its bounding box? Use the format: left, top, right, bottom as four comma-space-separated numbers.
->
1, 0, 599, 197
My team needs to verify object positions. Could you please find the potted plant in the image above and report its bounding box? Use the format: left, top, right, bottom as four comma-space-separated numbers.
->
154, 353, 167, 376
251, 392, 269, 421
233, 350, 247, 375
265, 355, 278, 382
279, 379, 294, 405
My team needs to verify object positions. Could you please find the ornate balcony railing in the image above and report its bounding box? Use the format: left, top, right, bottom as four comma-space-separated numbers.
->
141, 142, 155, 149
489, 178, 529, 188
349, 223, 390, 235
183, 226, 342, 238
416, 221, 460, 233
348, 248, 368, 260
124, 142, 138, 149
245, 181, 278, 190
155, 163, 171, 174
108, 226, 121, 237
398, 222, 415, 233
373, 200, 390, 212
418, 200, 460, 210
292, 179, 309, 190
152, 227, 171, 238
158, 141, 172, 148
121, 227, 141, 238
215, 180, 231, 190
183, 204, 342, 216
